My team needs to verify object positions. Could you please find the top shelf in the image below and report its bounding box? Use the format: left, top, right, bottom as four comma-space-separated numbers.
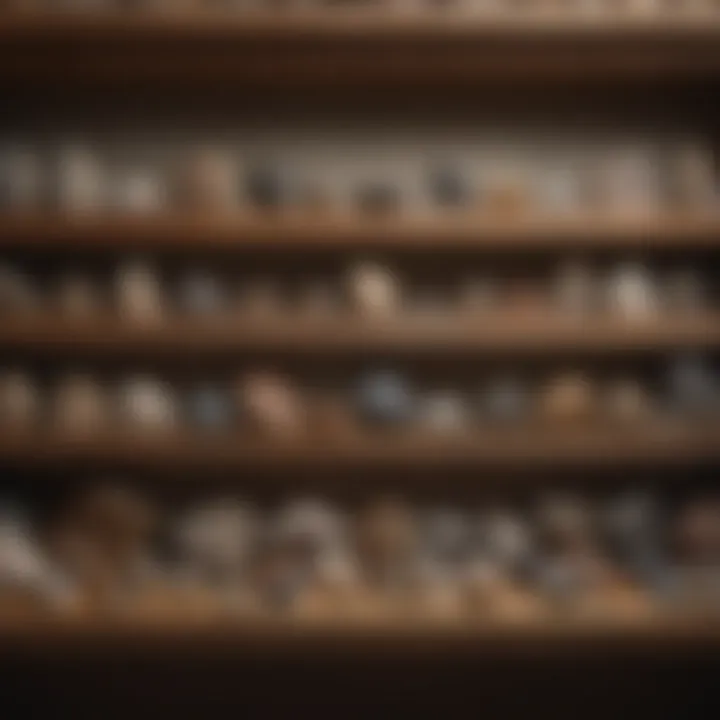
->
3, 12, 720, 39
3, 13, 720, 87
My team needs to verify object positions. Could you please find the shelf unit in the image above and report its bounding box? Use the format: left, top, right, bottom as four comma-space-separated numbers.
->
1, 14, 720, 664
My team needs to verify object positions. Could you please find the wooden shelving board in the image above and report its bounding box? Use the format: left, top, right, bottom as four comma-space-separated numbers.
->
1, 315, 719, 355
1, 617, 719, 656
1, 213, 719, 252
2, 12, 720, 40
0, 426, 717, 470
2, 14, 720, 86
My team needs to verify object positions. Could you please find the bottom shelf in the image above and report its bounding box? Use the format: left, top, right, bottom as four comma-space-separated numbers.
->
2, 617, 720, 656
5, 620, 717, 712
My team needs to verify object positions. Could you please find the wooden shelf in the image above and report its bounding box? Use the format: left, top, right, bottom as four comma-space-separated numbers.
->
4, 13, 720, 37
2, 14, 720, 86
1, 617, 719, 656
2, 315, 720, 356
0, 426, 718, 471
1, 213, 720, 253
1, 13, 720, 44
